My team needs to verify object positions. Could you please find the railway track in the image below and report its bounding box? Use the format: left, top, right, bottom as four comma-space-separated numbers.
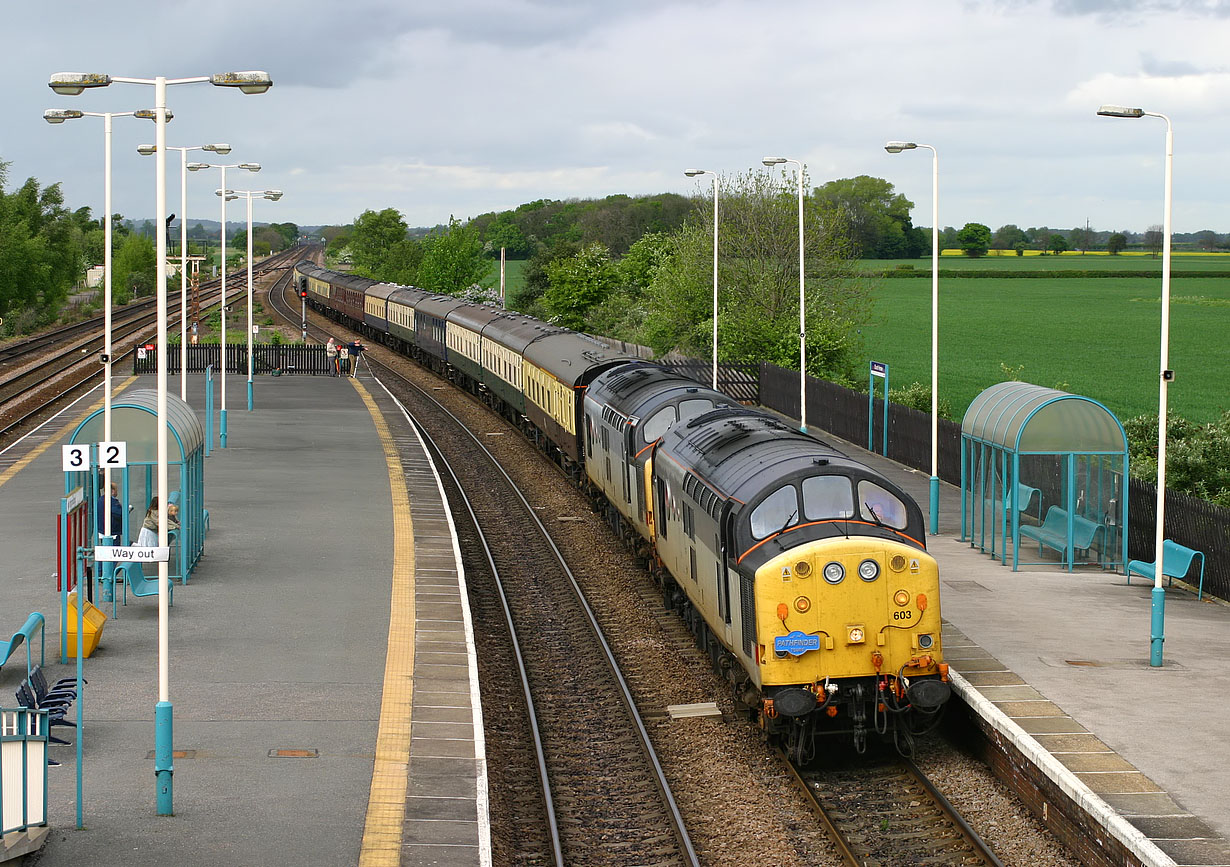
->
789, 753, 1005, 867
0, 247, 302, 443
361, 360, 697, 865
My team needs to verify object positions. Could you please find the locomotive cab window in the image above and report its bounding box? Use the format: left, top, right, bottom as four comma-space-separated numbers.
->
679, 398, 714, 421
642, 405, 677, 442
749, 485, 800, 540
802, 475, 855, 521
857, 480, 908, 529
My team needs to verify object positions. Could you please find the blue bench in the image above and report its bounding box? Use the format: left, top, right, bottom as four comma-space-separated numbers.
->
1127, 540, 1206, 600
0, 613, 45, 679
1005, 481, 1041, 522
116, 563, 173, 608
1019, 506, 1103, 565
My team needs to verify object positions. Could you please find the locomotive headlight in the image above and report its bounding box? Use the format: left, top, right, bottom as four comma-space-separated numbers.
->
847, 626, 866, 644
822, 562, 845, 584
858, 559, 880, 582
794, 596, 811, 613
893, 589, 911, 607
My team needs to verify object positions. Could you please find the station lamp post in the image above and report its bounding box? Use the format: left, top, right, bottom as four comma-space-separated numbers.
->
48, 69, 272, 818
762, 156, 808, 432
885, 141, 941, 534
186, 160, 262, 446
137, 141, 232, 401
224, 188, 283, 411
684, 169, 721, 390
43, 106, 163, 545
1097, 104, 1173, 668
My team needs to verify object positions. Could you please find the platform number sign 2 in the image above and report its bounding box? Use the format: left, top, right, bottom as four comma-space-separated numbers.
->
99, 441, 127, 469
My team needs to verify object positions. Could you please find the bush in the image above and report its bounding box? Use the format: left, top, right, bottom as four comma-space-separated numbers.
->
888, 380, 953, 420
1123, 411, 1230, 506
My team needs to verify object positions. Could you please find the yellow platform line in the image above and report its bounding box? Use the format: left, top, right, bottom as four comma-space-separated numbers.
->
353, 378, 416, 867
0, 376, 140, 490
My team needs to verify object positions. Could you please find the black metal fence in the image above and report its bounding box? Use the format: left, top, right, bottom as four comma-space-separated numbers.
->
758, 362, 1226, 601
133, 344, 331, 375
659, 359, 761, 403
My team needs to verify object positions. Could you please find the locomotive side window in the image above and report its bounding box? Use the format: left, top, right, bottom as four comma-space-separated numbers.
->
857, 480, 908, 529
802, 475, 855, 520
642, 406, 677, 442
749, 485, 799, 540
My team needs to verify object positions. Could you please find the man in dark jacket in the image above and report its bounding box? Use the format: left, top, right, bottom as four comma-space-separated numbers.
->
97, 481, 125, 542
349, 340, 364, 378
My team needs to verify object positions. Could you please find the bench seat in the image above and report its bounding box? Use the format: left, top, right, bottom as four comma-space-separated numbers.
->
0, 612, 45, 678
1127, 540, 1206, 600
1019, 505, 1103, 566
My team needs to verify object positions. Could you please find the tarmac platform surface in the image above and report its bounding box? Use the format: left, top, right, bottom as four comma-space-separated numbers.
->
1, 370, 1228, 866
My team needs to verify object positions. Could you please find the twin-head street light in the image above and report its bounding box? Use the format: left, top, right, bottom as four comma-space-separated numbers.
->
49, 69, 271, 820
221, 188, 283, 412
885, 141, 941, 535
137, 142, 232, 401
1097, 103, 1173, 668
186, 160, 261, 448
761, 156, 808, 433
43, 106, 164, 543
684, 169, 721, 390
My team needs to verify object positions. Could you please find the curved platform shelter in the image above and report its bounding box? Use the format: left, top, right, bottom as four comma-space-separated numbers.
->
960, 381, 1128, 572
68, 389, 206, 582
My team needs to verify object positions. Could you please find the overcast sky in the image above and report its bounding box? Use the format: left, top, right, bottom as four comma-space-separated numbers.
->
3, 0, 1230, 234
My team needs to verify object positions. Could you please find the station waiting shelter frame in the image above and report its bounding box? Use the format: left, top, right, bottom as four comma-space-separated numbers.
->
67, 389, 207, 585
960, 381, 1129, 572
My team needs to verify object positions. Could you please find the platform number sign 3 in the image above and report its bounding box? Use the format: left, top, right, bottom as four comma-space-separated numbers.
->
99, 441, 127, 469
62, 444, 89, 472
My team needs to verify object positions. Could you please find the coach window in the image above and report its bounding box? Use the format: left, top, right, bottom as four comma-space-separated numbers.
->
749, 485, 799, 540
642, 406, 677, 442
857, 480, 908, 529
802, 475, 854, 521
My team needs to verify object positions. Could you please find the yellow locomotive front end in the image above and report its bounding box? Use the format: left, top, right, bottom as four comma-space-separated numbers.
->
753, 535, 950, 756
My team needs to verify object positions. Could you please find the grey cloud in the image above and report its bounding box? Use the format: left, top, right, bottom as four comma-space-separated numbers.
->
1140, 52, 1207, 75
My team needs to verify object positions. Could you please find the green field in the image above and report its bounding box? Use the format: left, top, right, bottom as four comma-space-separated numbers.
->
860, 273, 1230, 424
481, 257, 528, 294
860, 252, 1230, 273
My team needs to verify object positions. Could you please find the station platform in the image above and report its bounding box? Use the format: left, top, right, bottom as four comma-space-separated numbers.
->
0, 372, 489, 866
841, 437, 1230, 867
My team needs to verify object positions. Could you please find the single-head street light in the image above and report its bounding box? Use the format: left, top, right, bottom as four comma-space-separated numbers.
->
685, 168, 721, 390
761, 155, 807, 432
1097, 102, 1172, 667
230, 188, 284, 410
1097, 105, 1146, 118
885, 139, 940, 534
190, 161, 261, 447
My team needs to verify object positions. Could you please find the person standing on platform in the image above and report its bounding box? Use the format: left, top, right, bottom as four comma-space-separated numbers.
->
349, 339, 364, 378
338, 343, 349, 377
326, 337, 338, 376
97, 481, 125, 542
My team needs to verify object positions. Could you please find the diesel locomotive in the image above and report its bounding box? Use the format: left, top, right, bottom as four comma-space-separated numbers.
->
297, 261, 951, 759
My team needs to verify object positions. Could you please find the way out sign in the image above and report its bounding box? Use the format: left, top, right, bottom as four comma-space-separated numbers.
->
96, 546, 170, 563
